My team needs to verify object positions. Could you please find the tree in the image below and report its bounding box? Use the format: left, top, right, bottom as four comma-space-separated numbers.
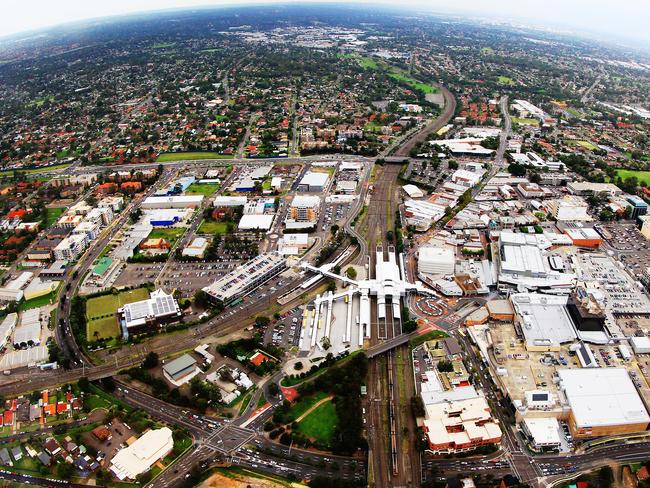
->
508, 162, 527, 177
142, 352, 159, 369
437, 360, 454, 372
193, 290, 212, 309
255, 316, 270, 328
345, 267, 357, 280
78, 377, 90, 393
448, 160, 459, 170
268, 382, 280, 396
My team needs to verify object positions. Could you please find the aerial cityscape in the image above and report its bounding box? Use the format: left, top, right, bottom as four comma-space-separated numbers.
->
0, 2, 649, 488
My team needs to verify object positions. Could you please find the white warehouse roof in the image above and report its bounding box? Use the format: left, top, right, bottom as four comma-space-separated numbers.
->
238, 214, 274, 231
110, 427, 174, 480
558, 368, 650, 428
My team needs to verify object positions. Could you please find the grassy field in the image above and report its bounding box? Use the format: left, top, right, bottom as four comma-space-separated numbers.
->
148, 227, 186, 246
512, 117, 540, 127
565, 139, 599, 151
44, 207, 65, 228
86, 287, 150, 340
152, 42, 176, 49
409, 329, 448, 348
297, 399, 337, 446
498, 75, 515, 85
288, 392, 328, 421
566, 107, 584, 118
616, 169, 650, 186
197, 220, 229, 234
186, 183, 219, 196
156, 152, 234, 162
481, 47, 495, 55
388, 71, 438, 94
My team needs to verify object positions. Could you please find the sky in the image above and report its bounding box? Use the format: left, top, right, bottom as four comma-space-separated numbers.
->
3, 0, 650, 44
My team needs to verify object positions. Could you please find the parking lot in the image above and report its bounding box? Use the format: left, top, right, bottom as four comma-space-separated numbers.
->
263, 307, 304, 349
319, 202, 352, 232
113, 263, 165, 288
157, 261, 240, 297
81, 417, 136, 467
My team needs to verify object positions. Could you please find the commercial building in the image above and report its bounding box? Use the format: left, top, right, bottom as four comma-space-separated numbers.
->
557, 369, 650, 438
630, 336, 650, 354
13, 308, 42, 349
297, 172, 329, 192
110, 427, 174, 480
422, 396, 502, 453
418, 247, 455, 276
627, 195, 649, 219
522, 418, 561, 449
279, 233, 310, 255
547, 195, 591, 221
567, 181, 622, 197
162, 354, 198, 385
510, 293, 577, 351
496, 231, 575, 291
118, 289, 181, 338
141, 195, 203, 209
563, 227, 602, 248
202, 253, 286, 304
517, 182, 553, 199
286, 195, 321, 230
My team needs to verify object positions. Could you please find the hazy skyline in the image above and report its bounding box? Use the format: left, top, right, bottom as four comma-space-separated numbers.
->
3, 0, 650, 44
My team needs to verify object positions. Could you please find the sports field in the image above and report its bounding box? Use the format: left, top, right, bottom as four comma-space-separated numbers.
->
156, 152, 234, 162
86, 287, 150, 340
616, 169, 650, 186
498, 75, 515, 85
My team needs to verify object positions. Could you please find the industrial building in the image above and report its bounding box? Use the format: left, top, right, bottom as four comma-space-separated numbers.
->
558, 369, 650, 438
118, 289, 181, 338
238, 214, 275, 231
297, 171, 329, 192
162, 354, 199, 385
202, 253, 286, 304
141, 195, 203, 209
110, 427, 174, 480
403, 184, 425, 198
418, 246, 455, 276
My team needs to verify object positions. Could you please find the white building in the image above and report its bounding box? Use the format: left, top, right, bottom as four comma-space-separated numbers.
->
141, 195, 203, 209
213, 196, 247, 207
548, 195, 591, 221
203, 253, 286, 304
286, 195, 321, 230
298, 172, 329, 192
53, 234, 89, 261
110, 427, 174, 480
118, 289, 181, 338
182, 237, 209, 258
418, 247, 455, 276
522, 418, 561, 449
238, 214, 275, 231
403, 184, 425, 198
